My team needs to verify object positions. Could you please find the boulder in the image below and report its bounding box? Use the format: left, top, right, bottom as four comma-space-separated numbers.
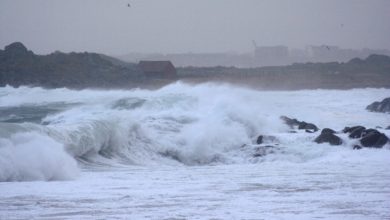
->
360, 130, 389, 148
361, 128, 379, 137
353, 145, 362, 150
298, 121, 319, 132
342, 126, 351, 133
366, 97, 390, 113
322, 128, 336, 134
280, 116, 318, 132
343, 126, 363, 133
314, 129, 343, 146
348, 126, 366, 139
256, 135, 263, 144
280, 116, 300, 128
256, 135, 278, 145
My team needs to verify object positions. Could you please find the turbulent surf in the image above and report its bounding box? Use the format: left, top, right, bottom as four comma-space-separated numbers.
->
1, 83, 389, 182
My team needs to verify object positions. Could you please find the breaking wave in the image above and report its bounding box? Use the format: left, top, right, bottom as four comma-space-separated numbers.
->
0, 83, 389, 181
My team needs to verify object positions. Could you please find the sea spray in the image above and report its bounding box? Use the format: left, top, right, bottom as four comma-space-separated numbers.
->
0, 132, 79, 181
0, 83, 389, 181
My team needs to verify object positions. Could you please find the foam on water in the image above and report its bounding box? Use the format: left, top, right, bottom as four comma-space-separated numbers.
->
0, 83, 389, 181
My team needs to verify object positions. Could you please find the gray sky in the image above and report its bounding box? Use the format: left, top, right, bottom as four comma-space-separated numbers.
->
1, 0, 389, 55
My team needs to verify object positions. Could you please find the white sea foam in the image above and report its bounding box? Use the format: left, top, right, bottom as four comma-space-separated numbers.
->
0, 83, 389, 182
0, 132, 79, 181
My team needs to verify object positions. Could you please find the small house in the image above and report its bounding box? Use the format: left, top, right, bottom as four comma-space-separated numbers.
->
138, 61, 177, 78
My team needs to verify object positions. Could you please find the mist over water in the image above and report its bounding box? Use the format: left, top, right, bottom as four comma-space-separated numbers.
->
0, 83, 389, 182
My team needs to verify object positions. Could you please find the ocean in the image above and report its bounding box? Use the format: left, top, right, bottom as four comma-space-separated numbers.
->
0, 82, 389, 219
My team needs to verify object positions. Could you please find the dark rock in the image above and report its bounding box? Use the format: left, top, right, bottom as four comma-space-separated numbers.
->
342, 126, 351, 133
314, 132, 343, 146
256, 135, 278, 145
280, 116, 300, 128
348, 126, 366, 139
280, 116, 318, 132
256, 135, 263, 144
386, 126, 390, 130
353, 145, 362, 150
360, 130, 389, 148
298, 121, 319, 132
366, 97, 390, 113
361, 128, 378, 137
305, 129, 315, 133
321, 128, 336, 134
343, 125, 364, 134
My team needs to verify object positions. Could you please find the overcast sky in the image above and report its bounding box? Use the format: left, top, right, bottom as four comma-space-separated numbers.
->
1, 0, 389, 55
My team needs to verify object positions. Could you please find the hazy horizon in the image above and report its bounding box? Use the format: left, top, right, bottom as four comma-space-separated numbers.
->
1, 0, 390, 56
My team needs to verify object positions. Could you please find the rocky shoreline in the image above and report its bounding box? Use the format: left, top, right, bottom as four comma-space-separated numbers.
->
1, 42, 390, 90
250, 114, 389, 158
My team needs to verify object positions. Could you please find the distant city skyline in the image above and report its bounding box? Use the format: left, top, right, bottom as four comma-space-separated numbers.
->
1, 0, 390, 55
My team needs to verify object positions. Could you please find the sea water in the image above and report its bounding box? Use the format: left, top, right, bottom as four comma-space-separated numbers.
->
0, 82, 389, 219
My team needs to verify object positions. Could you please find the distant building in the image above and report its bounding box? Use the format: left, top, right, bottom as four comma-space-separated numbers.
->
138, 61, 177, 78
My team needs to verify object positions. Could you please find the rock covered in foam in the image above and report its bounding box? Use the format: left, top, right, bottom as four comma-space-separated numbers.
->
280, 116, 318, 132
253, 145, 278, 157
343, 126, 389, 148
347, 126, 366, 139
314, 128, 343, 146
366, 97, 390, 113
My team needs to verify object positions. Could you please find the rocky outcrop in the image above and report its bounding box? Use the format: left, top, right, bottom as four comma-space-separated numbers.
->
344, 126, 389, 148
347, 126, 366, 139
366, 97, 390, 113
314, 129, 343, 146
280, 116, 388, 149
280, 116, 300, 128
360, 130, 389, 148
0, 42, 144, 88
321, 128, 336, 134
280, 116, 319, 132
